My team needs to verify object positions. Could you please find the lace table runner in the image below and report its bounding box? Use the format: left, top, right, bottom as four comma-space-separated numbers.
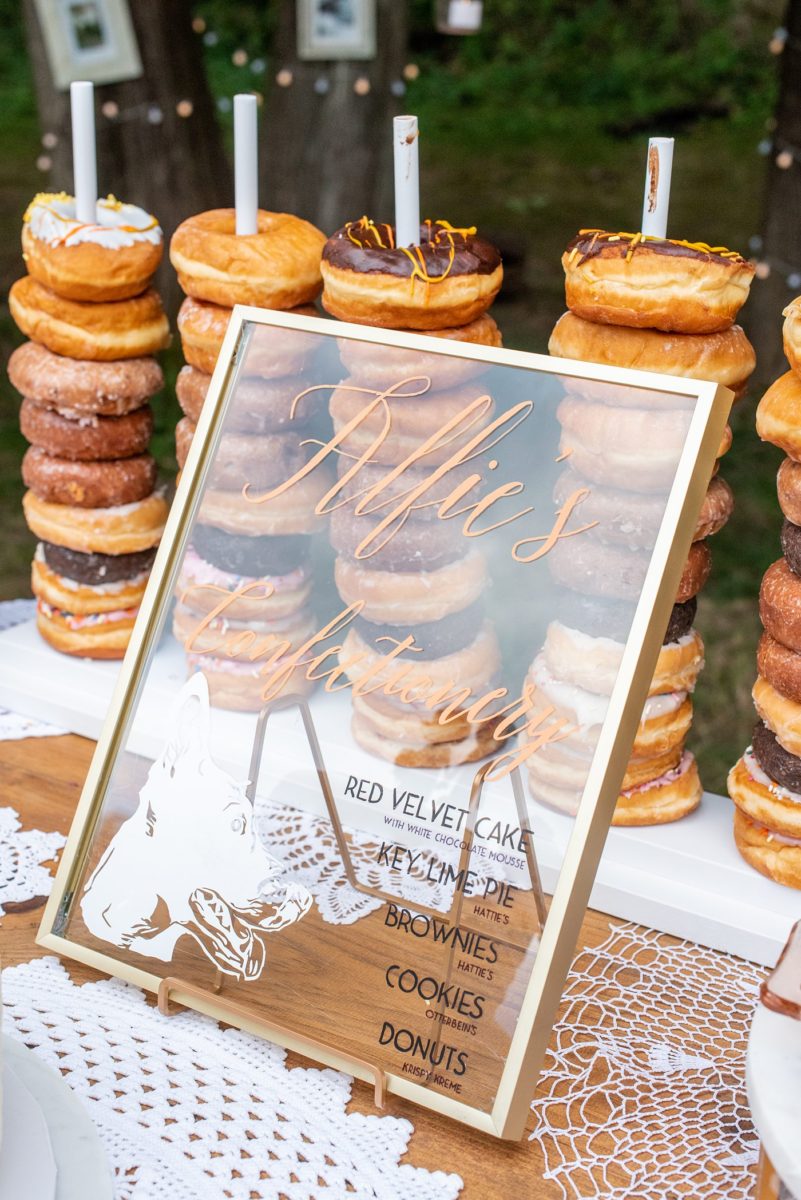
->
0, 806, 64, 915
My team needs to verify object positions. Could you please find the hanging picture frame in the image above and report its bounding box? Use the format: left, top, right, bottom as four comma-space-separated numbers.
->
297, 0, 377, 61
33, 0, 143, 90
39, 308, 731, 1139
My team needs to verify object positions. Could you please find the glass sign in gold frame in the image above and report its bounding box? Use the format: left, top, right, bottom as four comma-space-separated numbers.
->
39, 309, 731, 1139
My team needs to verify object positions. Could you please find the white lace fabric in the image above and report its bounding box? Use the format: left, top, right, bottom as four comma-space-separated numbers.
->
0, 806, 65, 914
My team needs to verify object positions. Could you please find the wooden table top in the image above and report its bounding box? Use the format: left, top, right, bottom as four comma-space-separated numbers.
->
0, 731, 693, 1198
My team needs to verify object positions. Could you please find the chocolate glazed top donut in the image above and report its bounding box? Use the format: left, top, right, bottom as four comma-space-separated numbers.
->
752, 720, 801, 793
325, 218, 501, 280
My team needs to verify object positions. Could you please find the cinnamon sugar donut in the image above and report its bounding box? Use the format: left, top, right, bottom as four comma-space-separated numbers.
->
322, 217, 503, 330
176, 419, 311, 493
778, 457, 801, 526
676, 541, 712, 603
335, 551, 487, 624
9, 276, 170, 361
757, 633, 801, 705
176, 364, 321, 432
22, 447, 156, 508
23, 490, 167, 554
8, 342, 162, 415
170, 208, 325, 308
20, 396, 153, 460
760, 558, 801, 652
337, 313, 502, 390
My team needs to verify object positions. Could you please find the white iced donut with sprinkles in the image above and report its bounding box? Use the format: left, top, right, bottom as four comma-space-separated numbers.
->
22, 192, 163, 302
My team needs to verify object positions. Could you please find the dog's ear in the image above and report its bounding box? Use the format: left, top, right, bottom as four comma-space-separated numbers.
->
160, 673, 211, 776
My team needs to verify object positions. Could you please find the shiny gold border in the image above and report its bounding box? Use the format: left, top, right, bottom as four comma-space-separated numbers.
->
38, 307, 732, 1139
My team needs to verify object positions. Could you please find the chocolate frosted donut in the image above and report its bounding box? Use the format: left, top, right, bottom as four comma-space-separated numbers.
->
354, 600, 484, 661
781, 520, 801, 577
330, 504, 464, 571
324, 219, 501, 281
8, 342, 162, 415
20, 396, 153, 461
664, 598, 698, 644
41, 541, 156, 584
176, 364, 321, 433
22, 447, 157, 508
191, 523, 310, 577
752, 720, 801, 793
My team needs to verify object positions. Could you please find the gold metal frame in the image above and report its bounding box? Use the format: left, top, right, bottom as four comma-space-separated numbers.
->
38, 307, 733, 1140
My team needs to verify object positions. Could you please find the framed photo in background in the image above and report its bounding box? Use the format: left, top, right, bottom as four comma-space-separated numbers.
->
297, 0, 376, 60
34, 0, 142, 90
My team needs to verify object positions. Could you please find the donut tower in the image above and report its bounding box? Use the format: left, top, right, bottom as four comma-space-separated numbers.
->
6, 85, 170, 659
728, 299, 801, 889
532, 139, 755, 825
318, 115, 506, 767
168, 95, 329, 710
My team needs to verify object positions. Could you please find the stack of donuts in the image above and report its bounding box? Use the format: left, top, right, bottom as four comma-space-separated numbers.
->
168, 208, 332, 709
7, 192, 170, 658
530, 228, 755, 824
728, 297, 801, 889
319, 216, 505, 766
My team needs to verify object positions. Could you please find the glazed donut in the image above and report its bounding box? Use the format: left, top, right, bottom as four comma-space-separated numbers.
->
31, 551, 148, 614
756, 372, 801, 460
23, 490, 167, 555
760, 558, 801, 652
198, 470, 332, 537
729, 751, 801, 841
542, 620, 705, 697
8, 342, 162, 416
330, 377, 495, 467
549, 311, 756, 399
338, 624, 500, 699
178, 296, 318, 376
321, 217, 503, 330
176, 418, 311, 493
22, 447, 156, 508
562, 230, 754, 334
337, 313, 502, 391
757, 633, 801, 705
10, 276, 170, 361
330, 503, 463, 571
172, 600, 316, 663
557, 396, 691, 492
612, 751, 701, 826
38, 540, 156, 586
352, 710, 498, 768
731, 807, 801, 890
170, 208, 325, 308
783, 295, 801, 377
35, 598, 137, 659
175, 364, 321, 433
20, 396, 153, 461
22, 193, 162, 302
753, 675, 801, 757
778, 458, 801, 526
177, 545, 312, 623
335, 550, 487, 624
185, 651, 314, 713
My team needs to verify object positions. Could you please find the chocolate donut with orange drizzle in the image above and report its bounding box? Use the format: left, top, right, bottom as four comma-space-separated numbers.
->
561, 229, 754, 335
320, 216, 503, 330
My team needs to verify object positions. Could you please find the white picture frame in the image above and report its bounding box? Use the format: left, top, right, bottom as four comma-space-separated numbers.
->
33, 0, 142, 90
297, 0, 377, 61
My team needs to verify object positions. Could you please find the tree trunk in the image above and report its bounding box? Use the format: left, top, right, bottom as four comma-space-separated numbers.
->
749, 0, 801, 388
21, 0, 231, 311
264, 0, 409, 235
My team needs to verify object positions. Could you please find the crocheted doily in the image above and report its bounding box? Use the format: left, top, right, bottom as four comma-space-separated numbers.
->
0, 806, 64, 915
2, 956, 463, 1200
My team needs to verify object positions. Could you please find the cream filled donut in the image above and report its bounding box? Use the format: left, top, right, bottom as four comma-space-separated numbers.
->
731, 808, 801, 890
562, 230, 754, 334
352, 690, 472, 745
170, 208, 325, 308
322, 217, 503, 330
337, 313, 502, 391
335, 550, 487, 624
23, 490, 167, 555
22, 192, 163, 302
612, 751, 701, 826
173, 600, 316, 664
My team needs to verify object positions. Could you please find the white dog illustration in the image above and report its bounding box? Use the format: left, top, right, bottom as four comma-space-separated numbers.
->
81, 673, 312, 981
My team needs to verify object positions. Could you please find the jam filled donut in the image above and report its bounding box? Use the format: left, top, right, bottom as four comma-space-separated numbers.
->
23, 490, 167, 555
22, 447, 156, 508
170, 208, 325, 309
337, 312, 502, 390
756, 372, 801, 460
177, 296, 317, 376
8, 342, 162, 416
22, 193, 163, 302
549, 311, 756, 398
562, 230, 754, 334
20, 396, 153, 460
321, 217, 503, 330
9, 276, 170, 361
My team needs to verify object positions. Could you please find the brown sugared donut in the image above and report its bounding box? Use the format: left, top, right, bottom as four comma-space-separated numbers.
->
695, 475, 734, 539
185, 651, 315, 712
8, 342, 162, 416
23, 490, 167, 554
549, 311, 756, 399
760, 558, 801, 652
756, 371, 801, 460
783, 295, 801, 377
676, 540, 713, 603
22, 447, 156, 508
9, 276, 170, 361
335, 551, 487, 624
731, 807, 801, 890
782, 519, 801, 576
31, 553, 148, 614
562, 230, 754, 334
778, 457, 801, 525
175, 364, 321, 433
337, 313, 502, 391
178, 296, 318, 376
170, 208, 325, 308
198, 470, 332, 537
35, 598, 137, 659
20, 396, 153, 461
176, 417, 311, 492
22, 192, 163, 302
321, 218, 503, 330
757, 633, 801, 705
